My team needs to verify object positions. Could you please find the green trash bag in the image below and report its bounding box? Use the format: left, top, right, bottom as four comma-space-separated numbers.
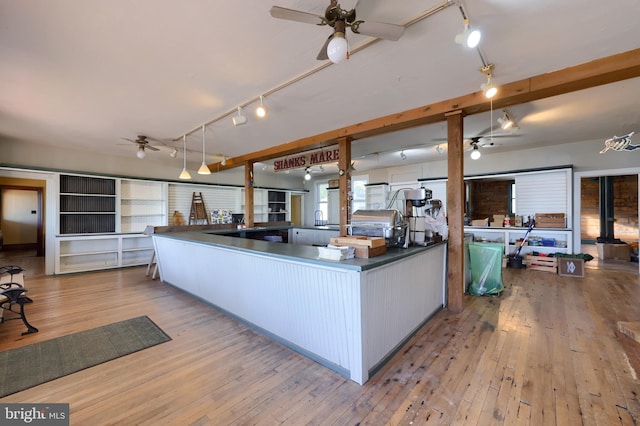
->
468, 242, 504, 296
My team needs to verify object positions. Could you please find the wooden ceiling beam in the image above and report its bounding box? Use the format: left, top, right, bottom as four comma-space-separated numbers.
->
209, 48, 640, 171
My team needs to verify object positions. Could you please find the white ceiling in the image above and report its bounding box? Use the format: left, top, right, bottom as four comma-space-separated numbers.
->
1, 0, 639, 178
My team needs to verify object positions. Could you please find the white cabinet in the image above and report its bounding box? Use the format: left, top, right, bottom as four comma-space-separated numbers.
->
327, 188, 340, 225
365, 183, 389, 210
55, 234, 153, 274
291, 228, 340, 246
464, 227, 572, 256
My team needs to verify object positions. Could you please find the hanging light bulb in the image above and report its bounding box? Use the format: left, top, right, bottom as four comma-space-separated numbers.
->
198, 125, 211, 175
255, 95, 268, 118
327, 21, 349, 64
304, 168, 312, 181
470, 145, 481, 160
136, 146, 146, 159
179, 135, 191, 179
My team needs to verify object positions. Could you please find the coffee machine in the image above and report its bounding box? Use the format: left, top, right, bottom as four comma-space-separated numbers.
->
403, 188, 444, 246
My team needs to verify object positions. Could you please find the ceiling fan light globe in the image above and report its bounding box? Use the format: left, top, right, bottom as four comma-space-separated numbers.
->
470, 147, 481, 160
136, 148, 146, 159
304, 172, 312, 181
327, 35, 348, 64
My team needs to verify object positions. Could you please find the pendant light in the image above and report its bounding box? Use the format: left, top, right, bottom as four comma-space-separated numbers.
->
179, 135, 191, 180
198, 125, 211, 175
327, 21, 349, 64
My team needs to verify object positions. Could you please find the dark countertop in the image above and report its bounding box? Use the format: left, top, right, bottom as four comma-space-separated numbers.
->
153, 230, 445, 272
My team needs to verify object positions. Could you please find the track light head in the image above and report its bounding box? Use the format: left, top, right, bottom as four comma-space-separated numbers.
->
221, 157, 227, 166
400, 150, 407, 160
232, 107, 247, 126
455, 18, 481, 48
480, 64, 497, 98
256, 95, 268, 118
170, 148, 178, 158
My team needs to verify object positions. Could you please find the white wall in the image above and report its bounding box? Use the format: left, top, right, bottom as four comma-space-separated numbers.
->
0, 138, 304, 190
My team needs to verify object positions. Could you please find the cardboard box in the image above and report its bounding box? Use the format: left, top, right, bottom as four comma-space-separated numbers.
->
470, 218, 488, 227
535, 213, 566, 228
330, 243, 387, 258
596, 242, 631, 261
557, 257, 585, 278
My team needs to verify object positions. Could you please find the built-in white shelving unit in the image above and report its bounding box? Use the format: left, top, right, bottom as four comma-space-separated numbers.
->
464, 227, 573, 256
55, 233, 153, 274
120, 179, 168, 233
365, 183, 389, 210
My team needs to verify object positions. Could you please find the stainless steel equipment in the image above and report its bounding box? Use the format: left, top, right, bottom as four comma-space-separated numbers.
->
347, 209, 408, 247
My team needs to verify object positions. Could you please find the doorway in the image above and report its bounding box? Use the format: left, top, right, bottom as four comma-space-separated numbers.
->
578, 173, 638, 270
0, 186, 44, 256
290, 194, 302, 226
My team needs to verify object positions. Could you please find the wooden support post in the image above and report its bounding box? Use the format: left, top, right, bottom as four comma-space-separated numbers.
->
446, 110, 464, 313
338, 137, 352, 237
244, 162, 254, 227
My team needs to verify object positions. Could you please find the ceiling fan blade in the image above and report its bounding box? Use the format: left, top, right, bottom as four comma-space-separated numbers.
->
270, 6, 325, 26
316, 34, 333, 60
146, 145, 160, 151
351, 20, 404, 41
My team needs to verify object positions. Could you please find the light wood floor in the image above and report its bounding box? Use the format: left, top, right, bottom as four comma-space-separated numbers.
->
1, 259, 639, 425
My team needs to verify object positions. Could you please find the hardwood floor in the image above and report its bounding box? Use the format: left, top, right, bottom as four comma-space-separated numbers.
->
1, 260, 639, 425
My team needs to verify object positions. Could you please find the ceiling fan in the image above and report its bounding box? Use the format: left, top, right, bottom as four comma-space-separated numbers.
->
270, 0, 405, 63
120, 135, 160, 159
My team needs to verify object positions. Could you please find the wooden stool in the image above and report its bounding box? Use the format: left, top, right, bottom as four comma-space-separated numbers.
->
146, 250, 158, 280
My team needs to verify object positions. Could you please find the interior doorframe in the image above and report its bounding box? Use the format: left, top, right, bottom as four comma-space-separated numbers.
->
573, 167, 640, 273
0, 185, 44, 255
0, 167, 57, 275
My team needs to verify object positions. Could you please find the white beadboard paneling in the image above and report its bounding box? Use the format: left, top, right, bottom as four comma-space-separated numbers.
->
153, 235, 447, 385
168, 183, 238, 225
515, 170, 570, 221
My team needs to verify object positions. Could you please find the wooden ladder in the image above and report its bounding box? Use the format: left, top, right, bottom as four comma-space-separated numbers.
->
189, 192, 210, 225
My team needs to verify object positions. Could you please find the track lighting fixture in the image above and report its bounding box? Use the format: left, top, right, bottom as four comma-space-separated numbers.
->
179, 135, 191, 179
480, 64, 497, 99
400, 150, 407, 160
136, 146, 146, 159
198, 125, 211, 175
170, 148, 178, 158
327, 21, 349, 64
470, 144, 481, 160
255, 95, 268, 118
435, 145, 444, 155
455, 18, 481, 48
221, 156, 227, 166
497, 109, 519, 133
304, 167, 312, 181
232, 107, 247, 126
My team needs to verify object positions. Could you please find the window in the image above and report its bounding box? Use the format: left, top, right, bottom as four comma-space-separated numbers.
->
316, 182, 328, 224
351, 175, 368, 212
509, 183, 516, 216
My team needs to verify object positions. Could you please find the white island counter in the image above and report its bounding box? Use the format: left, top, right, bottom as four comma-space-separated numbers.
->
153, 231, 446, 384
